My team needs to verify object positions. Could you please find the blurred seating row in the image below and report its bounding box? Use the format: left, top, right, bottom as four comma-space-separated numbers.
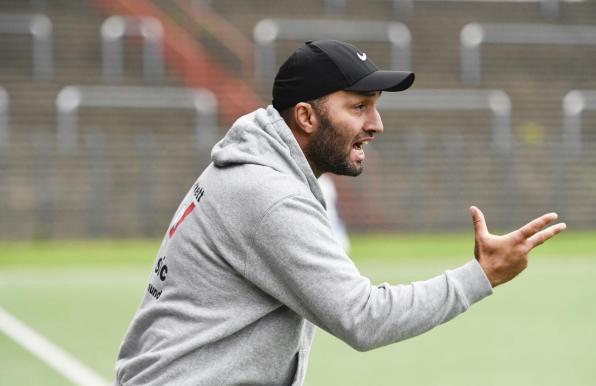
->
1, 84, 594, 157
3, 12, 594, 89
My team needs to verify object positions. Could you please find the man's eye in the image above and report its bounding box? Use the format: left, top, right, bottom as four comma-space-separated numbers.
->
355, 104, 366, 111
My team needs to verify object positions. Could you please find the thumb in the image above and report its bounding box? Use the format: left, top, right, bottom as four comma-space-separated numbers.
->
469, 206, 488, 236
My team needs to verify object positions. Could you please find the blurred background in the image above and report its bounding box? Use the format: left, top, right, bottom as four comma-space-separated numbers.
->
0, 0, 595, 238
0, 0, 594, 385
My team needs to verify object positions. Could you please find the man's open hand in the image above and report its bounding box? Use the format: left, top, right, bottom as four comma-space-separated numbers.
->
470, 206, 567, 288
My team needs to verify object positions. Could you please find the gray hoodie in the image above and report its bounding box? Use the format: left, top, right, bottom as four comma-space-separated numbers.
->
115, 106, 493, 386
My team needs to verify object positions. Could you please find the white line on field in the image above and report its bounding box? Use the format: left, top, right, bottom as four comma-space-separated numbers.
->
0, 305, 111, 386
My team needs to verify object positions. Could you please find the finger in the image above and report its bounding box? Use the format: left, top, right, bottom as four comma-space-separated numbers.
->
469, 206, 488, 236
518, 212, 559, 239
527, 222, 567, 248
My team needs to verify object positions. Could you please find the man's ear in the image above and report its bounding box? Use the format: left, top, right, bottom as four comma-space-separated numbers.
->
294, 102, 319, 134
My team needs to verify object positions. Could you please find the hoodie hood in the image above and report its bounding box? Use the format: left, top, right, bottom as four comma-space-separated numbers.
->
211, 105, 325, 207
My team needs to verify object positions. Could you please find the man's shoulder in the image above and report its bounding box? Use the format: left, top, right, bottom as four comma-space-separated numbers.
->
205, 163, 312, 212
231, 164, 307, 199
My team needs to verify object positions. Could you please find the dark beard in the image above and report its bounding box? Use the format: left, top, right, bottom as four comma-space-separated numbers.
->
304, 109, 363, 177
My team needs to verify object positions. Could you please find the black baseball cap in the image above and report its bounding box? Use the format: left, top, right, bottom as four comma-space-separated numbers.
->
272, 39, 414, 111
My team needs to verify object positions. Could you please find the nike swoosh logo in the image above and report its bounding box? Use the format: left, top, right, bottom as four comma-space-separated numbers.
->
357, 52, 367, 61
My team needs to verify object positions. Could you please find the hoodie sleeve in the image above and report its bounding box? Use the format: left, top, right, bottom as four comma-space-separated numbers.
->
245, 193, 493, 352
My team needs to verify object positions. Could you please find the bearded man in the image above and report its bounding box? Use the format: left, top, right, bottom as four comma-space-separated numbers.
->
114, 40, 566, 386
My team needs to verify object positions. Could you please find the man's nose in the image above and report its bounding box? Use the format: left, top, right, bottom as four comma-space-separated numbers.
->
365, 107, 384, 134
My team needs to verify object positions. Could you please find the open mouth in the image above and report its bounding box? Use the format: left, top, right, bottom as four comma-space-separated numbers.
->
352, 137, 372, 151
353, 140, 369, 151
351, 137, 373, 162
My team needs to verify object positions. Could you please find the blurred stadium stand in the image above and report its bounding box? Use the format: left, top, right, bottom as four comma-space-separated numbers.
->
100, 15, 165, 83
0, 0, 595, 239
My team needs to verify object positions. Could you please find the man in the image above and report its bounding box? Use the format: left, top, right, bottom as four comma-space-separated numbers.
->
114, 40, 566, 386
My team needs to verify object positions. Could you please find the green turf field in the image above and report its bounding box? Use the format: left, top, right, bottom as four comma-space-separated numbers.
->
0, 232, 594, 386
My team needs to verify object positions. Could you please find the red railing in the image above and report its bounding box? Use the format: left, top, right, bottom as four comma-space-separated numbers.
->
173, 0, 254, 83
91, 0, 262, 124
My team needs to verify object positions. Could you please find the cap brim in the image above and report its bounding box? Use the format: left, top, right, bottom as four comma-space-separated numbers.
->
345, 71, 415, 92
